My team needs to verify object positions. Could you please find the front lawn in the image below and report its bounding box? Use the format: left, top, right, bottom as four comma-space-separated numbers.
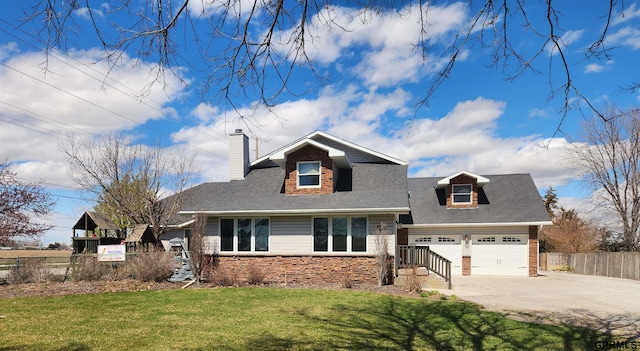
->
0, 287, 608, 350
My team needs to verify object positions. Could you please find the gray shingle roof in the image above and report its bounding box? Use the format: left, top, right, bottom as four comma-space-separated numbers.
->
401, 174, 551, 225
176, 163, 410, 215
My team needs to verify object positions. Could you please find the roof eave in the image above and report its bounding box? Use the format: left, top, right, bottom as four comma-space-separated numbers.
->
401, 221, 552, 228
179, 207, 410, 217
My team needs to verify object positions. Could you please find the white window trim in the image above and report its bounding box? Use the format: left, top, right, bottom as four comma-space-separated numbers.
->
312, 216, 368, 253
297, 161, 321, 188
219, 217, 270, 253
452, 184, 473, 204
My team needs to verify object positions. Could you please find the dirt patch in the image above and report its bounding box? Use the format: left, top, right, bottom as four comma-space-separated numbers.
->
0, 279, 421, 299
0, 280, 179, 298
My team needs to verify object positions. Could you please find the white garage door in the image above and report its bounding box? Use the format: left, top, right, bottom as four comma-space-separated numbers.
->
471, 235, 529, 276
414, 235, 462, 275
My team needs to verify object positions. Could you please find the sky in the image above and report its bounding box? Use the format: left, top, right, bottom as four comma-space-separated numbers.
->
1, 1, 640, 245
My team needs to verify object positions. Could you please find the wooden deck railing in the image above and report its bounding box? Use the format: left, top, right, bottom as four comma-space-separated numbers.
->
395, 245, 452, 289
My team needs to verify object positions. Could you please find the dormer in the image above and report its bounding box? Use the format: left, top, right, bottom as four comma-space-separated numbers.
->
250, 131, 407, 195
267, 139, 350, 195
436, 170, 490, 209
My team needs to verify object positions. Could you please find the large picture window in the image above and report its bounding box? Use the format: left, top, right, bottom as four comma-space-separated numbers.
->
313, 216, 368, 253
452, 184, 472, 204
298, 161, 321, 187
219, 218, 270, 252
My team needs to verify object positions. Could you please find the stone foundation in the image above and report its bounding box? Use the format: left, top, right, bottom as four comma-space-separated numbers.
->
203, 255, 395, 285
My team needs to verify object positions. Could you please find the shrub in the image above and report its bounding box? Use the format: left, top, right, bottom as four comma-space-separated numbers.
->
209, 266, 238, 287
245, 265, 266, 285
7, 257, 50, 284
403, 265, 426, 293
128, 248, 175, 282
71, 255, 108, 282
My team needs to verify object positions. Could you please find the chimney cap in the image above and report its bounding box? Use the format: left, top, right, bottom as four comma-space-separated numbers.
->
234, 128, 243, 133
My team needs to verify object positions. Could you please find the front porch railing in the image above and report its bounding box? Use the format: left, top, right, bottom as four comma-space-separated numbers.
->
395, 245, 452, 289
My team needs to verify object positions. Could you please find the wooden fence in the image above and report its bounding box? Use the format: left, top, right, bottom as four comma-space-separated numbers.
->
540, 252, 640, 281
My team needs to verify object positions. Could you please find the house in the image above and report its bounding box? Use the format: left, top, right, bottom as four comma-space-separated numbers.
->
160, 130, 551, 284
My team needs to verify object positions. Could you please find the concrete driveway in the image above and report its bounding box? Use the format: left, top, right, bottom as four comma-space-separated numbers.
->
445, 271, 640, 337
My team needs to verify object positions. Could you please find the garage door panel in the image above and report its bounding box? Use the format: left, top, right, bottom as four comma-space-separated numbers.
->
471, 235, 528, 276
413, 236, 462, 275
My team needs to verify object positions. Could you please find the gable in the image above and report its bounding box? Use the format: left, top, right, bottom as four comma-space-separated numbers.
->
252, 130, 407, 169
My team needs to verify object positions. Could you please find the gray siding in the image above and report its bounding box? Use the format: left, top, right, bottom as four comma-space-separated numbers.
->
368, 214, 396, 255
271, 216, 312, 254
313, 135, 395, 163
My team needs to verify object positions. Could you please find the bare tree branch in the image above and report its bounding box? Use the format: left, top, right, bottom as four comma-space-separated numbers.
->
22, 0, 626, 132
61, 131, 197, 240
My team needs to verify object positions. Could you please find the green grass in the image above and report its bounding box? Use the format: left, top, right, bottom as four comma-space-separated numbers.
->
0, 287, 610, 350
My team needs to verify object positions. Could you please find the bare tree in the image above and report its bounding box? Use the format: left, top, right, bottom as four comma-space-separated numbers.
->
374, 222, 391, 286
61, 131, 197, 240
540, 208, 600, 253
189, 212, 208, 282
569, 106, 640, 251
22, 1, 627, 128
0, 161, 55, 243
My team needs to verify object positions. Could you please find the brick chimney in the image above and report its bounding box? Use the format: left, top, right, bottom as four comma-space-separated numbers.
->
229, 129, 249, 180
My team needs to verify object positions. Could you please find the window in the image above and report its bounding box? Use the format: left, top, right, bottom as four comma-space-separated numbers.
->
298, 161, 321, 187
220, 219, 234, 252
438, 237, 456, 243
502, 237, 522, 243
314, 217, 328, 251
219, 218, 270, 252
477, 237, 496, 243
351, 217, 367, 252
332, 217, 347, 251
255, 218, 269, 251
313, 216, 368, 252
415, 237, 432, 243
237, 218, 252, 251
452, 184, 472, 204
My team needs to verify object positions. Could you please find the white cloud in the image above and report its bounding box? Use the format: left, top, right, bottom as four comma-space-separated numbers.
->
0, 42, 19, 61
0, 48, 185, 186
584, 63, 604, 73
605, 26, 640, 49
546, 30, 584, 56
584, 60, 614, 74
272, 3, 468, 88
612, 3, 640, 26
74, 7, 103, 20
528, 108, 549, 118
188, 0, 259, 18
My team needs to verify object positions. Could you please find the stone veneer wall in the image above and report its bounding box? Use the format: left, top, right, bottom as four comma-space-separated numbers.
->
203, 255, 394, 285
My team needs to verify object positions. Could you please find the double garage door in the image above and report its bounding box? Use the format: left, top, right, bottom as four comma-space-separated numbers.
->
413, 234, 529, 276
